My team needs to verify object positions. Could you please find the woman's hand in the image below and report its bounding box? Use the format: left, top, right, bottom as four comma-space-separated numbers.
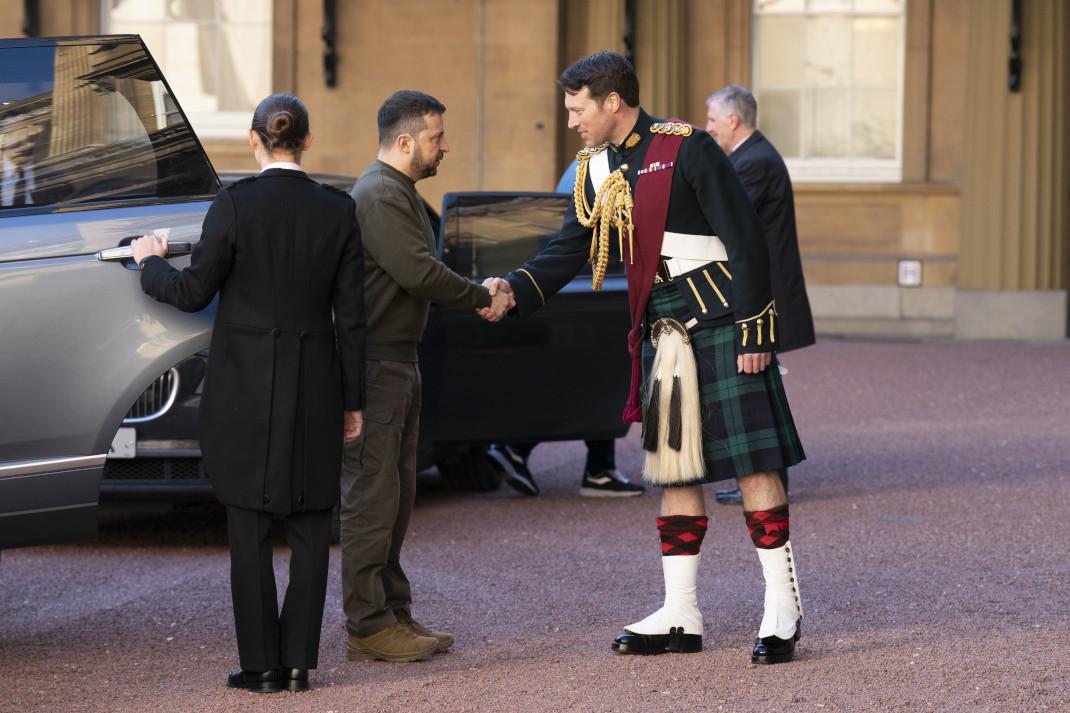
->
343, 410, 363, 442
131, 233, 168, 266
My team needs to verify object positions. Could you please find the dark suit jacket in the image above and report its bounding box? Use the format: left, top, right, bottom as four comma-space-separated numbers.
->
730, 131, 815, 352
140, 168, 366, 514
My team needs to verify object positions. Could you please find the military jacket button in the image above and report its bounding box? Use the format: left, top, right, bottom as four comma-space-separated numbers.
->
263, 493, 271, 504
297, 496, 304, 506
271, 328, 281, 338
299, 330, 309, 340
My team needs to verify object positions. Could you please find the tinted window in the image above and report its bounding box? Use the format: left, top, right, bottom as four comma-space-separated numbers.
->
0, 39, 218, 211
441, 194, 625, 281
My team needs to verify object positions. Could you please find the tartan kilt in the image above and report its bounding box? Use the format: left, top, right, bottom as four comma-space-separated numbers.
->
641, 282, 805, 487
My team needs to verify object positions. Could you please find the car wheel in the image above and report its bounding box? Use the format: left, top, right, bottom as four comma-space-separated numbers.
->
437, 446, 503, 492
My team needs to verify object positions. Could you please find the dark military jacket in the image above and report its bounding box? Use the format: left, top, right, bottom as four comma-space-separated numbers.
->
505, 109, 774, 354
140, 168, 366, 515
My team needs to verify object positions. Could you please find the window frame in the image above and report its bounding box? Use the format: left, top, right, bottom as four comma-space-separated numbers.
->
99, 0, 273, 141
751, 0, 908, 183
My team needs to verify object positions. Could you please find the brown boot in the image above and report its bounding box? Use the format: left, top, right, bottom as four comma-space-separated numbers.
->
346, 623, 438, 662
396, 609, 454, 652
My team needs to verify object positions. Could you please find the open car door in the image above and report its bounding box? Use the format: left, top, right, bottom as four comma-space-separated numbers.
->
419, 192, 631, 449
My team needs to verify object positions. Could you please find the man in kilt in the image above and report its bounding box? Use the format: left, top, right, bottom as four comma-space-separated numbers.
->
481, 51, 806, 664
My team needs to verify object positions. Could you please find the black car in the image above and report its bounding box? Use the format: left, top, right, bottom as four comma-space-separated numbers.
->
102, 189, 632, 497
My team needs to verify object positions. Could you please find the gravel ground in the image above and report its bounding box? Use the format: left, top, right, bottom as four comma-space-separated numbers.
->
2, 339, 1068, 713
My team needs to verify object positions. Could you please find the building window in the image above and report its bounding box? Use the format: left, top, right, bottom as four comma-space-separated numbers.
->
753, 0, 905, 182
102, 0, 273, 140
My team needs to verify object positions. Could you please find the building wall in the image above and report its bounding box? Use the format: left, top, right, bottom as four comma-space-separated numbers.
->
0, 11, 21, 37
286, 0, 561, 211
793, 0, 970, 337
2, 0, 1066, 339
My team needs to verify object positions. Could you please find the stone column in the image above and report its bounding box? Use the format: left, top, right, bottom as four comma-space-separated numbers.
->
957, 0, 1070, 339
635, 0, 686, 120
585, 0, 626, 55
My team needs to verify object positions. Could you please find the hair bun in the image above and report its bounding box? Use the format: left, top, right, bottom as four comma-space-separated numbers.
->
268, 111, 293, 138
252, 95, 309, 153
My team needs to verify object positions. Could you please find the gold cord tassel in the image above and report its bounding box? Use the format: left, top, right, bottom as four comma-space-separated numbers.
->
769, 310, 776, 344
573, 154, 634, 291
757, 318, 763, 347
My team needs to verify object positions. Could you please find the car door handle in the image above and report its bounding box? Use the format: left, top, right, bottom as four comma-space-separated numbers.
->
96, 241, 194, 262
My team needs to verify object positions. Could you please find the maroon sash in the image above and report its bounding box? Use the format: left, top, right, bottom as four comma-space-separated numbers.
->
621, 130, 686, 423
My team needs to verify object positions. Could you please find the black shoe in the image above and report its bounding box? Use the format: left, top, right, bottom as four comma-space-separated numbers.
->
226, 668, 283, 693
714, 487, 743, 505
281, 668, 310, 692
750, 621, 801, 665
487, 444, 539, 496
612, 627, 702, 655
580, 469, 645, 498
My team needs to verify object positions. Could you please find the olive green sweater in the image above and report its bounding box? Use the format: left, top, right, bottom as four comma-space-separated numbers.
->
350, 160, 491, 362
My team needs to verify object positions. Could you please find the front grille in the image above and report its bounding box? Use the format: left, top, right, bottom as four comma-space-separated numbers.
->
124, 367, 180, 423
103, 458, 207, 481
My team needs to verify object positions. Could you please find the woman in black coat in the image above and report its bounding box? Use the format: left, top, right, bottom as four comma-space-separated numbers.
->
132, 94, 365, 693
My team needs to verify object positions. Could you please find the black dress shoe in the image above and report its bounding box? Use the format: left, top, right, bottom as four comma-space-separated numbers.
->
612, 627, 702, 655
282, 668, 310, 692
226, 668, 283, 693
750, 621, 801, 664
715, 487, 743, 505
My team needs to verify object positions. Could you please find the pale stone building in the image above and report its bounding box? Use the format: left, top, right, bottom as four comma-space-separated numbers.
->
3, 0, 1066, 339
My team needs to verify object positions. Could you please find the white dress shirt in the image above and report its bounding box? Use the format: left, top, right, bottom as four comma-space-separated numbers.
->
260, 161, 304, 173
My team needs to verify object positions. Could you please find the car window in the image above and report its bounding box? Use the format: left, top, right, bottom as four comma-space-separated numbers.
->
0, 39, 218, 211
440, 193, 625, 281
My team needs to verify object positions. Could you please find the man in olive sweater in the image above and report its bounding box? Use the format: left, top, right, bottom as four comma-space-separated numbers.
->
342, 91, 513, 663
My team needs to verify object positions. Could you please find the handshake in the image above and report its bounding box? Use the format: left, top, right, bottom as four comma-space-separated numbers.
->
476, 277, 515, 322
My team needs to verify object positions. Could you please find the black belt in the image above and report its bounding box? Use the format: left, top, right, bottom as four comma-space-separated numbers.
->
655, 258, 672, 282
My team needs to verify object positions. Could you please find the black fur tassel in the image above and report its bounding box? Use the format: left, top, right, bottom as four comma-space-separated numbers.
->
642, 378, 661, 452
667, 375, 682, 450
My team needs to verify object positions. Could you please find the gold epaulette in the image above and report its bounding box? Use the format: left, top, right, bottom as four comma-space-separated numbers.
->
735, 301, 777, 348
575, 142, 610, 162
650, 122, 693, 137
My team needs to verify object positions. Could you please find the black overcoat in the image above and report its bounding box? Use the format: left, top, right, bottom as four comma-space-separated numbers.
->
140, 168, 366, 514
730, 131, 816, 353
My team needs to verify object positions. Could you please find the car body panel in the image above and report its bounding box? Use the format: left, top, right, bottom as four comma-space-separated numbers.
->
0, 200, 212, 262
0, 35, 218, 548
0, 458, 103, 548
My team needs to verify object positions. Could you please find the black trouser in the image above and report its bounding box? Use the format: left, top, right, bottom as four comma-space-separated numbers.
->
510, 439, 616, 474
226, 505, 332, 671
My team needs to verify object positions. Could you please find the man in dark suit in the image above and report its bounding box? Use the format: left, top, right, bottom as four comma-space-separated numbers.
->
705, 84, 815, 505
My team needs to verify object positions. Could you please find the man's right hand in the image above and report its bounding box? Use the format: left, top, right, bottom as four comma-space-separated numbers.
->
737, 352, 772, 374
477, 277, 515, 322
343, 410, 363, 442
